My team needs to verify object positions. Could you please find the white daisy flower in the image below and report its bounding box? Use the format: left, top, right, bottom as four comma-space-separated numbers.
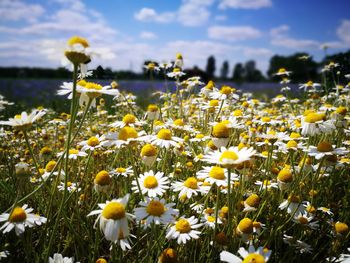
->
279, 195, 306, 215
49, 253, 77, 263
57, 148, 88, 159
166, 216, 202, 245
197, 166, 238, 187
57, 182, 81, 193
202, 214, 222, 229
274, 68, 292, 76
111, 233, 135, 251
87, 194, 132, 242
144, 129, 183, 149
78, 134, 105, 152
306, 141, 348, 160
202, 146, 256, 168
172, 177, 210, 199
110, 114, 145, 128
110, 166, 133, 178
0, 109, 46, 130
132, 170, 169, 197
301, 112, 335, 136
220, 245, 271, 263
134, 197, 178, 227
0, 205, 47, 236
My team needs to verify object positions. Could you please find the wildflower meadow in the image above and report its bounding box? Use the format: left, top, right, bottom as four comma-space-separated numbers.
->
0, 36, 349, 263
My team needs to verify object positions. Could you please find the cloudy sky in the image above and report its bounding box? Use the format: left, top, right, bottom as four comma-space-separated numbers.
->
0, 0, 349, 75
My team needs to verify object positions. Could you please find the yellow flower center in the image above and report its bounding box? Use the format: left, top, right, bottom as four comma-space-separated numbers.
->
317, 141, 333, 152
287, 195, 300, 203
207, 216, 215, 223
207, 140, 218, 150
183, 177, 198, 189
278, 68, 286, 73
141, 144, 158, 157
263, 180, 271, 186
172, 119, 184, 127
175, 219, 191, 233
146, 200, 165, 216
68, 36, 89, 48
115, 167, 126, 173
118, 127, 138, 141
87, 136, 100, 147
242, 254, 266, 263
147, 104, 158, 112
143, 176, 158, 188
209, 166, 225, 180
9, 207, 27, 222
220, 86, 232, 95
234, 109, 243, 116
238, 218, 253, 234
206, 80, 215, 90
176, 53, 183, 60
335, 222, 349, 234
290, 132, 301, 139
45, 160, 57, 172
77, 80, 87, 87
278, 168, 293, 182
245, 194, 260, 207
157, 129, 172, 140
67, 181, 72, 187
306, 80, 313, 87
102, 202, 125, 220
209, 100, 219, 107
95, 170, 111, 186
122, 114, 136, 124
336, 106, 347, 115
85, 82, 102, 90
298, 216, 309, 225
40, 146, 52, 155
147, 62, 155, 70
304, 113, 325, 123
69, 149, 79, 155
195, 134, 205, 139
306, 205, 316, 214
219, 151, 238, 162
261, 117, 271, 123
212, 122, 230, 138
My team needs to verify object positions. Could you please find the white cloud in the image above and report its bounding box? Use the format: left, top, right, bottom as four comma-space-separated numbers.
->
271, 38, 319, 49
208, 26, 262, 41
134, 8, 175, 23
337, 19, 350, 45
269, 24, 289, 38
270, 25, 320, 50
219, 0, 272, 10
243, 47, 273, 57
140, 31, 158, 40
134, 0, 215, 27
0, 0, 45, 23
214, 15, 227, 21
177, 0, 214, 26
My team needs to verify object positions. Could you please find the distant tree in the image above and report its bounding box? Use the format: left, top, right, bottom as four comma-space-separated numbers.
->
95, 65, 105, 79
244, 60, 264, 82
184, 66, 208, 82
267, 53, 318, 82
220, 60, 229, 80
232, 63, 245, 83
205, 56, 216, 79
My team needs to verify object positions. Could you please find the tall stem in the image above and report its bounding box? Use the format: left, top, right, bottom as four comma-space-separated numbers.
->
45, 63, 78, 260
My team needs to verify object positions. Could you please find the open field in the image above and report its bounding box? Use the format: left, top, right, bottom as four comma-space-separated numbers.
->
0, 38, 349, 263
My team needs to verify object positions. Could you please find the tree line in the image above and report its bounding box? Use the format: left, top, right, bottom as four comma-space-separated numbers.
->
0, 50, 349, 83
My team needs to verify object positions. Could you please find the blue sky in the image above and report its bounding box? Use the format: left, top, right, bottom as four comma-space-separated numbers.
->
0, 0, 349, 75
